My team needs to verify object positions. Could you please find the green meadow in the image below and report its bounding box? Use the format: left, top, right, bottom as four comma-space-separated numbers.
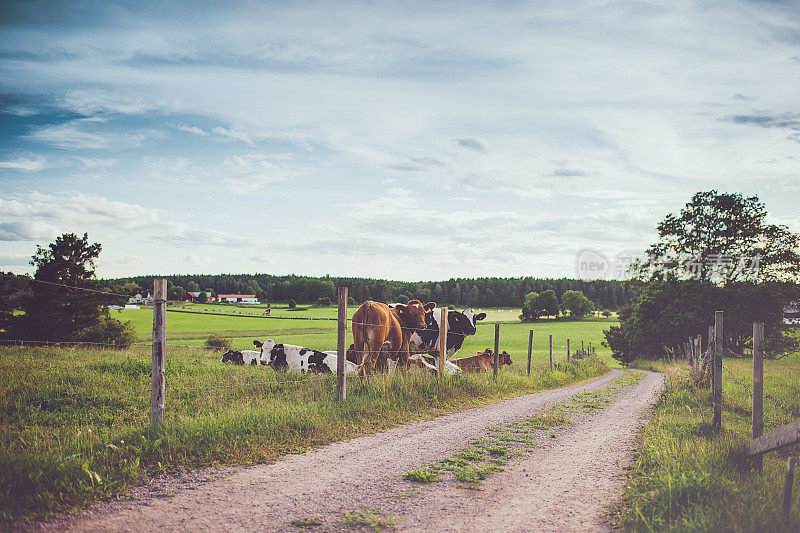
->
114, 302, 617, 364
615, 353, 800, 531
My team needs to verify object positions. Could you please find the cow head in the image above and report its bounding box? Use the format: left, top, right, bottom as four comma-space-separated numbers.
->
499, 351, 513, 366
461, 309, 487, 328
220, 349, 245, 365
253, 339, 277, 365
394, 300, 434, 330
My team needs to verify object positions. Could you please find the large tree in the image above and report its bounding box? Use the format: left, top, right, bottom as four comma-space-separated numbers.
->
4, 233, 133, 346
638, 191, 799, 283
561, 290, 594, 320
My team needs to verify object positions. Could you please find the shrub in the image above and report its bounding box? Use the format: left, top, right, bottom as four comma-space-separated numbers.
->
288, 299, 297, 309
204, 333, 231, 350
315, 297, 331, 306
74, 314, 135, 348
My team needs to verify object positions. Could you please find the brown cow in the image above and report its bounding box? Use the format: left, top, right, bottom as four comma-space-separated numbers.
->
452, 349, 513, 373
351, 300, 435, 377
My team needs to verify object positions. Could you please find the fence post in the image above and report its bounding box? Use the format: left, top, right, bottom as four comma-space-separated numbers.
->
581, 340, 584, 357
527, 330, 533, 376
567, 339, 570, 363
753, 322, 764, 471
784, 456, 796, 517
438, 307, 447, 377
713, 311, 723, 430
549, 334, 553, 369
336, 287, 347, 402
493, 323, 500, 380
151, 278, 166, 429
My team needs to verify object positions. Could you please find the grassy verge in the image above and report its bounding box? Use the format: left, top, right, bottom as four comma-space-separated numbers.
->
0, 345, 608, 527
613, 357, 800, 531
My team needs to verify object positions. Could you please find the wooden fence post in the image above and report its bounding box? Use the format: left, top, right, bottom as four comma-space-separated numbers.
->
438, 307, 447, 377
151, 278, 166, 429
336, 287, 347, 402
549, 335, 553, 369
581, 340, 584, 357
713, 311, 723, 430
753, 322, 764, 471
493, 323, 500, 380
784, 456, 796, 517
527, 330, 533, 376
567, 339, 570, 363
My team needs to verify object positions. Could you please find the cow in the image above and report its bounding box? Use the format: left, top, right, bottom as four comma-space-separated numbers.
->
220, 349, 264, 366
404, 307, 487, 359
254, 340, 358, 374
351, 300, 436, 378
325, 342, 439, 375
451, 349, 513, 373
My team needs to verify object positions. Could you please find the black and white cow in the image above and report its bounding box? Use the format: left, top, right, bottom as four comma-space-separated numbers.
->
407, 308, 486, 359
255, 340, 358, 374
220, 349, 264, 366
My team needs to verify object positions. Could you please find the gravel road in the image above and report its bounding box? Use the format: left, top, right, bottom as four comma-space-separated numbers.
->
39, 369, 663, 532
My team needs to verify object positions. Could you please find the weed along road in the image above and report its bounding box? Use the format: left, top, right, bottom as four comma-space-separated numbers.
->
44, 370, 663, 532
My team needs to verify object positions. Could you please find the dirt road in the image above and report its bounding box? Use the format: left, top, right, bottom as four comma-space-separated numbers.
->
42, 369, 663, 532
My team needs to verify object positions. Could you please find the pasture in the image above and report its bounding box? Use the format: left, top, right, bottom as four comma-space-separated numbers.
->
112, 303, 617, 364
615, 352, 800, 531
0, 335, 610, 526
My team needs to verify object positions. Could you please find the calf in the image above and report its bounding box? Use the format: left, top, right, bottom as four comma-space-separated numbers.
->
255, 340, 358, 374
451, 349, 513, 373
351, 300, 435, 377
220, 349, 264, 366
402, 307, 486, 359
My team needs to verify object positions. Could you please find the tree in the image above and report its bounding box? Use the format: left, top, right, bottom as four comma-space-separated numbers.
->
639, 191, 800, 283
561, 290, 594, 319
186, 281, 201, 292
168, 285, 186, 301
538, 290, 559, 317
520, 292, 540, 321
197, 291, 208, 304
601, 309, 612, 318
5, 233, 132, 346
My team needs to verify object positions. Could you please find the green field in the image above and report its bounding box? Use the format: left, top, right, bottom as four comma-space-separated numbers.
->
0, 343, 609, 526
615, 354, 800, 531
115, 303, 616, 364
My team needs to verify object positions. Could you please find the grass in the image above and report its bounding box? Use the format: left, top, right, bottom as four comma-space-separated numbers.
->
402, 371, 643, 489
0, 344, 609, 527
111, 303, 619, 369
613, 354, 800, 531
289, 517, 322, 528
342, 506, 396, 532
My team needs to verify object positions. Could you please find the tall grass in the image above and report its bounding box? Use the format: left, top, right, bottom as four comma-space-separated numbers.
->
614, 356, 800, 531
0, 345, 607, 526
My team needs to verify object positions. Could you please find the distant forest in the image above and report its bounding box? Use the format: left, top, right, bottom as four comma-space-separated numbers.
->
104, 274, 630, 310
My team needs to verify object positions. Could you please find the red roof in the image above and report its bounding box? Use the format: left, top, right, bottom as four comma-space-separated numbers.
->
218, 294, 257, 298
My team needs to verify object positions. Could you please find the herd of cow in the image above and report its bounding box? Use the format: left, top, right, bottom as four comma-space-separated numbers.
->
219, 299, 513, 377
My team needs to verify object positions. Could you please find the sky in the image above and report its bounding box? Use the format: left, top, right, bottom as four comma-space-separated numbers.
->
1, 0, 799, 282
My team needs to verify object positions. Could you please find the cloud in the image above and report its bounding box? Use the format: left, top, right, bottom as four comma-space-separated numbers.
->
29, 119, 148, 150
456, 137, 489, 152
220, 154, 290, 193
550, 168, 586, 177
722, 112, 800, 130
0, 220, 59, 241
0, 254, 31, 266
0, 154, 47, 172
184, 254, 210, 267
390, 155, 448, 171
176, 124, 208, 136
212, 126, 254, 145
59, 88, 164, 115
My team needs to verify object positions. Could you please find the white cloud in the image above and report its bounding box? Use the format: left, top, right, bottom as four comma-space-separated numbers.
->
220, 154, 290, 193
0, 254, 31, 266
176, 124, 208, 136
212, 126, 254, 145
0, 155, 47, 173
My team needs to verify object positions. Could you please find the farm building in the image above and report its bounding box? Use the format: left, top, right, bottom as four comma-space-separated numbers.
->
784, 301, 800, 325
128, 293, 154, 305
186, 291, 215, 303
218, 294, 259, 303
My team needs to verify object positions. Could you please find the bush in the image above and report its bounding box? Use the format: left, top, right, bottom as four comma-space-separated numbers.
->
204, 333, 231, 350
348, 296, 356, 306
288, 299, 297, 309
74, 314, 135, 348
315, 297, 331, 306
601, 309, 612, 317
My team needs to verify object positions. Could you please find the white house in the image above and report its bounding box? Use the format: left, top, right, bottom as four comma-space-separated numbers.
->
218, 294, 259, 304
784, 301, 800, 325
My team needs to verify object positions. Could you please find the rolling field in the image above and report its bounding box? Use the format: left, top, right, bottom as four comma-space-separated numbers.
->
114, 303, 617, 364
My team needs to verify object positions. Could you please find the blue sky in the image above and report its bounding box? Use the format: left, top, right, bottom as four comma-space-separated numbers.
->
1, 0, 799, 281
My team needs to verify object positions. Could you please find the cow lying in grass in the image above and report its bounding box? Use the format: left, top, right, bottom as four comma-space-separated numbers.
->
328, 343, 441, 375
254, 339, 358, 374
220, 349, 264, 366
451, 349, 513, 373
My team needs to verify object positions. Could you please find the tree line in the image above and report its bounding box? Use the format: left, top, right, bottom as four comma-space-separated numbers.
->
103, 274, 630, 310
